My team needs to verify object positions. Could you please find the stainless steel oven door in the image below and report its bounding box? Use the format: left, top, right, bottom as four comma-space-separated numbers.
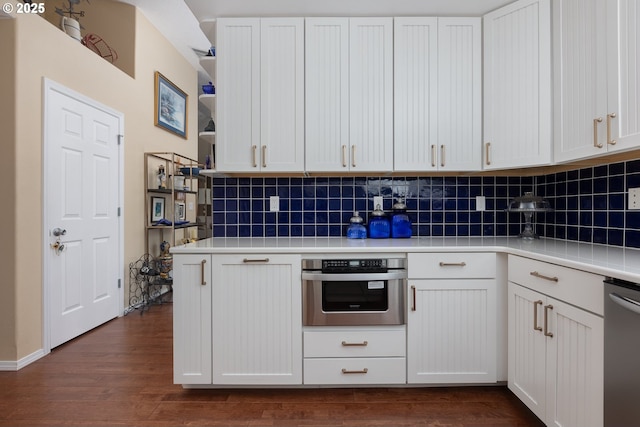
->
302, 271, 406, 326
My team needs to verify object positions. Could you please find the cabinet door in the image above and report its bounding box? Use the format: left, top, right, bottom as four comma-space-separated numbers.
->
305, 18, 350, 172
216, 18, 261, 172
260, 18, 305, 172
349, 18, 393, 172
173, 254, 212, 384
407, 279, 496, 384
211, 254, 302, 385
484, 0, 551, 169
553, 0, 608, 162
393, 18, 438, 172
507, 282, 547, 421
438, 18, 482, 171
546, 297, 604, 427
606, 0, 640, 153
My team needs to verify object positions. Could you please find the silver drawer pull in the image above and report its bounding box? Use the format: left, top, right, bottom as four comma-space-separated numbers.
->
530, 271, 559, 282
341, 341, 368, 347
243, 258, 270, 263
439, 262, 467, 267
341, 368, 368, 374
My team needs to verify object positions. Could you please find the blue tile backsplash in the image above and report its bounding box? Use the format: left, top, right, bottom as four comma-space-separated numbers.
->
211, 159, 640, 249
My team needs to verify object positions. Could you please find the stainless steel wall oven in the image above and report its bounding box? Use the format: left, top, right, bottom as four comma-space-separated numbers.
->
302, 258, 406, 326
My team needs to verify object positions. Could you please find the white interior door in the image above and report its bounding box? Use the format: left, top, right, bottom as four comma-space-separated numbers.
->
44, 80, 122, 349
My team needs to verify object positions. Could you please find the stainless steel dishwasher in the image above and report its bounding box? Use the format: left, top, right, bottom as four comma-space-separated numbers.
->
604, 277, 640, 426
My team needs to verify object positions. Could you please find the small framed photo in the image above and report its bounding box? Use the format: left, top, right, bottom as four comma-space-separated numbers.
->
151, 197, 165, 222
175, 202, 186, 221
154, 71, 188, 139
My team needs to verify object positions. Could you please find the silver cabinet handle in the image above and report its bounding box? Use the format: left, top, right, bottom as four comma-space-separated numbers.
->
341, 368, 368, 374
243, 258, 270, 263
533, 300, 543, 331
431, 145, 436, 167
342, 341, 368, 347
607, 112, 617, 145
341, 145, 347, 167
411, 285, 416, 311
262, 145, 267, 168
200, 259, 207, 286
251, 145, 257, 168
351, 145, 356, 168
593, 117, 603, 148
544, 304, 554, 338
440, 145, 445, 167
530, 271, 558, 282
485, 142, 491, 165
439, 262, 466, 267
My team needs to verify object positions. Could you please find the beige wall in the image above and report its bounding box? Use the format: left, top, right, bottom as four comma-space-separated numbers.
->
3, 7, 198, 362
0, 17, 17, 361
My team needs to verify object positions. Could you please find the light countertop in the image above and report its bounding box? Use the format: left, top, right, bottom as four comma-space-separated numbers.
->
171, 236, 640, 283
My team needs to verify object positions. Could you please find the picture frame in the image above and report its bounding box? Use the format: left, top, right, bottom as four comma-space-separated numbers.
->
154, 71, 188, 139
175, 202, 186, 221
151, 197, 165, 222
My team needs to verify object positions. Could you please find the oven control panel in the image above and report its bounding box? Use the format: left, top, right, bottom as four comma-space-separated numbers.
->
321, 259, 388, 273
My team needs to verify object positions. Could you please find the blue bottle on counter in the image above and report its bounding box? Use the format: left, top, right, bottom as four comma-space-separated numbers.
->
368, 204, 390, 238
391, 198, 412, 238
346, 211, 367, 239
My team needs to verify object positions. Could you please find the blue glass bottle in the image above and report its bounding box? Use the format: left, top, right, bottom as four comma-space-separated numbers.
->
391, 198, 412, 238
368, 204, 390, 238
346, 211, 367, 239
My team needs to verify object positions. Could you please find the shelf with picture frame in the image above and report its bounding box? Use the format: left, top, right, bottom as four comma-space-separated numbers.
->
144, 152, 203, 257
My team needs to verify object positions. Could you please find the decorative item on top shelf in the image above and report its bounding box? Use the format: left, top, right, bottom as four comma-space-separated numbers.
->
157, 164, 166, 189
154, 72, 188, 139
202, 82, 215, 94
82, 33, 118, 63
506, 192, 553, 240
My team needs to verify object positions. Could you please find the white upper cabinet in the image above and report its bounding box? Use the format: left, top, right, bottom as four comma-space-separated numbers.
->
394, 18, 481, 172
606, 0, 640, 154
554, 0, 640, 162
217, 18, 304, 173
483, 0, 552, 170
306, 18, 393, 172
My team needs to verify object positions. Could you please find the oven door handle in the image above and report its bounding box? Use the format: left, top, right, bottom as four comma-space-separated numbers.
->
609, 292, 640, 315
301, 271, 407, 281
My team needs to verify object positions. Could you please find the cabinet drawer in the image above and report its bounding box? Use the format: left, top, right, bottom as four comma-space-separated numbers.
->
408, 252, 496, 279
303, 357, 406, 385
508, 255, 603, 316
304, 329, 405, 358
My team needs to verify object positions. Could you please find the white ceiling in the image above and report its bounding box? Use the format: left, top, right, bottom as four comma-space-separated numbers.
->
120, 0, 515, 85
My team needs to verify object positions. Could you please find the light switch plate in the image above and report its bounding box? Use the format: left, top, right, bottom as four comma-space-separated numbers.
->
373, 196, 384, 209
476, 196, 486, 211
630, 188, 640, 210
269, 196, 280, 212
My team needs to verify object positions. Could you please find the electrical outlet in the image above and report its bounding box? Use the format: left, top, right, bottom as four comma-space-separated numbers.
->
269, 196, 280, 212
630, 188, 640, 210
373, 196, 384, 209
476, 196, 486, 211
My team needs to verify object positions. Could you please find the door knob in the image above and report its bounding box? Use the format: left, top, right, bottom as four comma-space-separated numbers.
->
52, 228, 67, 236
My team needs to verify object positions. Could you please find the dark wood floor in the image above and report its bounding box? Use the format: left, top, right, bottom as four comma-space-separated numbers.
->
0, 303, 544, 427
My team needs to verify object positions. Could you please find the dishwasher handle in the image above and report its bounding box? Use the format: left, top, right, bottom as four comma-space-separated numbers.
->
609, 293, 640, 316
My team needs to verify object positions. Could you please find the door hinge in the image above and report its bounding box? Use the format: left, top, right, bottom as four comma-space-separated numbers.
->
118, 278, 122, 289
117, 207, 121, 217
117, 134, 123, 145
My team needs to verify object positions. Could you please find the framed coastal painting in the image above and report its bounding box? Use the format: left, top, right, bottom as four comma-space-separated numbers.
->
151, 197, 165, 222
154, 71, 188, 138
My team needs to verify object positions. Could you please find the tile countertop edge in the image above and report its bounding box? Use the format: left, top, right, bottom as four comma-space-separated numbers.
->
171, 237, 640, 283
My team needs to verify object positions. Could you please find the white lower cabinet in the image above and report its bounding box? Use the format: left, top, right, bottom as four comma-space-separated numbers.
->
211, 254, 302, 385
173, 254, 212, 385
407, 253, 497, 384
303, 328, 406, 385
508, 255, 604, 427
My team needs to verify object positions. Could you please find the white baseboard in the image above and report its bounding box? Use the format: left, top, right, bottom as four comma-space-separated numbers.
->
0, 349, 47, 371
